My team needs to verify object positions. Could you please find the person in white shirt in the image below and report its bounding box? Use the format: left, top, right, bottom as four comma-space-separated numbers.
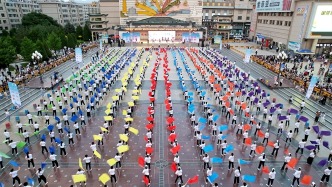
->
83, 154, 92, 171
291, 167, 301, 187
50, 153, 59, 168
271, 140, 280, 157
234, 166, 241, 184
281, 153, 292, 171
240, 182, 248, 187
300, 100, 305, 112
33, 122, 40, 132
4, 129, 10, 144
286, 130, 293, 144
16, 122, 23, 134
249, 142, 257, 157
115, 153, 122, 168
304, 127, 310, 141
262, 129, 270, 145
37, 105, 42, 116
9, 167, 21, 186
321, 166, 332, 183
36, 168, 48, 185
108, 166, 117, 183
294, 120, 300, 134
76, 168, 86, 185
145, 154, 151, 169
228, 153, 235, 170
296, 139, 306, 155
25, 152, 35, 168
171, 165, 183, 185
27, 112, 33, 124
257, 153, 266, 170
203, 153, 210, 169
45, 113, 50, 125
40, 140, 48, 154
267, 168, 276, 186
142, 166, 150, 184
306, 150, 316, 165
58, 141, 67, 156
206, 166, 213, 184
8, 140, 18, 155
242, 131, 248, 144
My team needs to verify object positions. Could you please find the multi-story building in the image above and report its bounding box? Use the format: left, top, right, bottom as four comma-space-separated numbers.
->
0, 0, 41, 33
202, 0, 255, 39
250, 0, 332, 54
83, 1, 100, 23
38, 0, 85, 26
99, 0, 121, 36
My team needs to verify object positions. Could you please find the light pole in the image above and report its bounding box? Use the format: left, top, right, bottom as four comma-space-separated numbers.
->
277, 51, 288, 84
32, 51, 43, 83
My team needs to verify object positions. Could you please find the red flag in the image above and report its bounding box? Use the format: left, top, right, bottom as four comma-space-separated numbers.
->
245, 138, 252, 145
167, 117, 175, 124
243, 124, 251, 131
167, 125, 176, 131
170, 145, 181, 154
284, 148, 289, 155
149, 97, 155, 102
301, 175, 312, 185
187, 175, 199, 184
267, 141, 274, 147
287, 158, 298, 169
138, 156, 145, 168
165, 104, 171, 110
262, 166, 269, 174
143, 176, 149, 185
256, 146, 265, 154
144, 136, 148, 142
257, 130, 264, 138
147, 116, 154, 121
146, 147, 153, 154
146, 124, 154, 130
168, 134, 177, 142
171, 162, 177, 172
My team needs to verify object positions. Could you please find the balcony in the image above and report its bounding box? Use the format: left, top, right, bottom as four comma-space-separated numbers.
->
213, 26, 232, 30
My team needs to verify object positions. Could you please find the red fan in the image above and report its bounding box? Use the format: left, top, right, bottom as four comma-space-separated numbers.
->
170, 145, 181, 154
138, 156, 145, 168
146, 147, 153, 154
262, 166, 269, 174
168, 134, 177, 142
171, 162, 177, 172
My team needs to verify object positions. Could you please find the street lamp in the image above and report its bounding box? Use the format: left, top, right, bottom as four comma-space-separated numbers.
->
277, 51, 288, 84
32, 51, 43, 83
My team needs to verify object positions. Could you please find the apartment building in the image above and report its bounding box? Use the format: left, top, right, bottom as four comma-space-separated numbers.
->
250, 0, 332, 54
0, 0, 41, 33
38, 0, 85, 26
202, 0, 255, 39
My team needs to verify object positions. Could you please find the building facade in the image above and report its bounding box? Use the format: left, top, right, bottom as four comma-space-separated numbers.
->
202, 0, 255, 39
38, 0, 85, 26
99, 0, 120, 36
0, 0, 41, 33
83, 1, 100, 22
250, 0, 332, 54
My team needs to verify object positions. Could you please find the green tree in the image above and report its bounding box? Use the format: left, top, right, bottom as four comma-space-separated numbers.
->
36, 39, 49, 59
20, 37, 37, 61
1, 30, 9, 37
83, 24, 91, 41
76, 25, 83, 40
64, 23, 75, 34
67, 34, 76, 48
9, 28, 17, 37
0, 37, 16, 68
46, 32, 61, 51
22, 12, 60, 27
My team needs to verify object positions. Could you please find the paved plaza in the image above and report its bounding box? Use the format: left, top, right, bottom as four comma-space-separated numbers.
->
0, 46, 330, 187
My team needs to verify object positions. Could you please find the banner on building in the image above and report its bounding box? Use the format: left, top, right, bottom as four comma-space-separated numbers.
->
256, 0, 294, 12
287, 41, 301, 51
75, 48, 83, 64
8, 82, 21, 107
182, 33, 200, 43
244, 49, 252, 63
99, 40, 102, 50
122, 32, 141, 43
306, 76, 319, 99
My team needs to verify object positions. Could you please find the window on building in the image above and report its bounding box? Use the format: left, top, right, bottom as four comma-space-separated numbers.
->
0, 7, 2, 10
246, 16, 250, 20
0, 27, 2, 30
1, 13, 4, 17
3, 20, 6, 23
5, 27, 8, 30
288, 21, 291, 26
212, 10, 215, 13
238, 16, 242, 20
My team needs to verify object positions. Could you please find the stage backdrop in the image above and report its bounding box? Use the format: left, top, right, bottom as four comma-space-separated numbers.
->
122, 32, 141, 43
182, 32, 200, 43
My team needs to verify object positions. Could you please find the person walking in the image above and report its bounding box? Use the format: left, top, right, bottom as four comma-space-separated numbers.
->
108, 166, 117, 184
174, 166, 183, 184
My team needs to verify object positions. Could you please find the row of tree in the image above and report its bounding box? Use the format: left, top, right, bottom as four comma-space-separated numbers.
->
0, 12, 92, 68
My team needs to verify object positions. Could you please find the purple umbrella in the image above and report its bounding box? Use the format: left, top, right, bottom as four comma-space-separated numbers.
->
279, 116, 287, 121
320, 131, 331, 136
289, 108, 298, 114
254, 98, 259, 104
323, 141, 329, 149
270, 108, 276, 113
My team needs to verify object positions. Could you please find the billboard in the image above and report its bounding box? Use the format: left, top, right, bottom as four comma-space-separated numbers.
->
8, 82, 21, 107
119, 0, 202, 25
122, 32, 141, 43
256, 0, 293, 12
306, 4, 332, 39
75, 48, 83, 63
148, 31, 175, 42
182, 32, 199, 43
214, 35, 222, 44
288, 41, 300, 51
